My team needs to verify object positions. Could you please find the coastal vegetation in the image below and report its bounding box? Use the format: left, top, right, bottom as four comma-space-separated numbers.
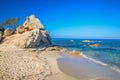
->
1, 18, 20, 30
0, 18, 20, 41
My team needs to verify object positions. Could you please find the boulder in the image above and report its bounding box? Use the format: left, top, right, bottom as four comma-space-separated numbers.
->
14, 15, 52, 48
1, 14, 52, 48
16, 25, 25, 34
82, 40, 91, 42
46, 46, 61, 51
14, 30, 52, 48
69, 50, 81, 56
88, 43, 100, 48
60, 48, 67, 53
23, 14, 44, 31
46, 46, 67, 53
4, 28, 14, 36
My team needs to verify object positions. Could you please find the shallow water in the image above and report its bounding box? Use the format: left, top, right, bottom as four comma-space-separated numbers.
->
52, 38, 120, 70
57, 54, 120, 80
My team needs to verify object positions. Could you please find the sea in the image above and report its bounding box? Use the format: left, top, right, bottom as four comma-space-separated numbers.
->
52, 38, 120, 72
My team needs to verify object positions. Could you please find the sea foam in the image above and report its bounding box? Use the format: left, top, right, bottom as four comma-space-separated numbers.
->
81, 53, 120, 73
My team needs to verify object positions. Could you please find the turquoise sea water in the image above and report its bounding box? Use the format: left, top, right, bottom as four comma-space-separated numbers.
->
52, 38, 120, 71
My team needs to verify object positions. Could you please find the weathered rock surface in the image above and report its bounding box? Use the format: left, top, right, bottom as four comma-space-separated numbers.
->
16, 25, 25, 34
88, 43, 100, 48
14, 28, 52, 48
69, 50, 81, 56
4, 28, 14, 36
0, 14, 52, 48
23, 15, 44, 31
46, 46, 67, 53
82, 40, 91, 42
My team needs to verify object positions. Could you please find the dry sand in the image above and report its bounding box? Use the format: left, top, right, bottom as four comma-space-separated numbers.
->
0, 48, 78, 80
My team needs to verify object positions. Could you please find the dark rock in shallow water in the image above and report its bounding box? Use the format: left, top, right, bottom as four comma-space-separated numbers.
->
88, 43, 100, 48
96, 47, 119, 51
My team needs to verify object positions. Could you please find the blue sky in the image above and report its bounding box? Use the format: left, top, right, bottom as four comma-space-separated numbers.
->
0, 0, 120, 39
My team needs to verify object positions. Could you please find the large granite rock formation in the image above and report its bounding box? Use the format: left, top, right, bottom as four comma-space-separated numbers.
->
14, 27, 52, 48
0, 14, 52, 48
16, 25, 25, 34
23, 15, 44, 31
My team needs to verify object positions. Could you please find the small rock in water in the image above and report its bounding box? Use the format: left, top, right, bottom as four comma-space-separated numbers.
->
82, 40, 91, 42
60, 48, 67, 53
69, 50, 81, 56
46, 46, 67, 53
88, 43, 100, 48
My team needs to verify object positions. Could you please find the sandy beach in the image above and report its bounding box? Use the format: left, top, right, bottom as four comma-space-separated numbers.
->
0, 14, 78, 80
1, 47, 120, 80
0, 48, 78, 80
0, 11, 120, 80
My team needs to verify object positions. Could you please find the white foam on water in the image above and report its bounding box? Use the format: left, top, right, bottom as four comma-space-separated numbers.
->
111, 66, 120, 73
81, 53, 107, 66
81, 53, 120, 73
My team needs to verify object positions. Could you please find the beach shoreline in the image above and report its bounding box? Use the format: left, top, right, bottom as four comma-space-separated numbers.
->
0, 48, 78, 80
57, 53, 120, 80
0, 47, 120, 80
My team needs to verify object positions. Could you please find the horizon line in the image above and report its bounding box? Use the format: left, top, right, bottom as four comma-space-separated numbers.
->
52, 37, 120, 40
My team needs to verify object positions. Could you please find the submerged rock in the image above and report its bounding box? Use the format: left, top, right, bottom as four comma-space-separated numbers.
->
88, 43, 100, 48
82, 40, 91, 42
70, 40, 74, 42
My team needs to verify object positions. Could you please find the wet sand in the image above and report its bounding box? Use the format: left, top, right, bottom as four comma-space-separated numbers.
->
57, 54, 120, 80
1, 46, 120, 80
